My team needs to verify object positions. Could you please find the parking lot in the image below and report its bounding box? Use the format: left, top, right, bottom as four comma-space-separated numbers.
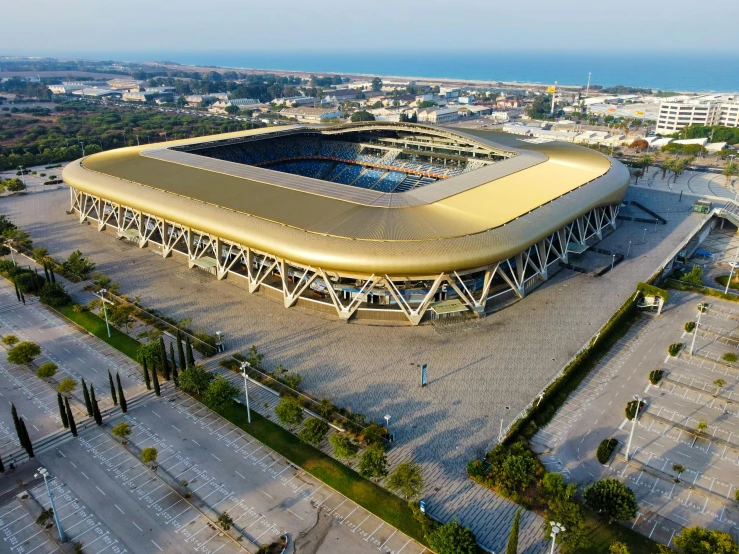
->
536, 290, 739, 545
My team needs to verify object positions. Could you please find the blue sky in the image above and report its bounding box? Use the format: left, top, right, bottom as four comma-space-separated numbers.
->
1, 0, 737, 55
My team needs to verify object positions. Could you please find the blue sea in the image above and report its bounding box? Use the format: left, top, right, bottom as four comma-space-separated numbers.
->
18, 50, 739, 92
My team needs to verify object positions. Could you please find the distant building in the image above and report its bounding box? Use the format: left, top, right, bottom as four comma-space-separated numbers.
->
107, 78, 145, 90
49, 84, 85, 95
209, 98, 261, 113
123, 91, 155, 102
416, 107, 459, 124
71, 88, 121, 99
280, 107, 342, 122
656, 94, 739, 134
273, 96, 317, 107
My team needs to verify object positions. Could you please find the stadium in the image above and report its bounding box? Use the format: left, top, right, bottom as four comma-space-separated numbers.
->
62, 122, 630, 324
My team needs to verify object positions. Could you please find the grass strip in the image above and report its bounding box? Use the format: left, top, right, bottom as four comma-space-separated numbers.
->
211, 399, 428, 546
47, 300, 429, 547
579, 509, 660, 554
53, 303, 140, 360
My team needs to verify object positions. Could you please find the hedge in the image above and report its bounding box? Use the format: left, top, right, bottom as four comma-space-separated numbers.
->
597, 438, 618, 464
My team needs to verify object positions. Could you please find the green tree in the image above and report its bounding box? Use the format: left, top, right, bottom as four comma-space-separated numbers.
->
36, 362, 58, 379
224, 105, 240, 115
62, 250, 95, 280
218, 511, 234, 530
141, 447, 158, 464
328, 433, 359, 460
350, 110, 375, 122
186, 336, 195, 367
112, 421, 131, 441
583, 478, 638, 522
137, 340, 161, 370
7, 341, 41, 365
57, 376, 78, 395
177, 331, 186, 370
19, 418, 34, 458
152, 364, 161, 397
81, 378, 93, 416
142, 357, 151, 390
298, 417, 329, 445
57, 393, 69, 429
1, 335, 19, 346
610, 542, 630, 554
672, 464, 686, 482
371, 77, 382, 92
109, 304, 134, 333
546, 495, 589, 553
275, 395, 304, 428
108, 371, 118, 405
203, 376, 239, 409
387, 461, 424, 500
159, 336, 170, 380
674, 526, 739, 554
90, 385, 102, 425
178, 365, 214, 395
116, 373, 127, 413
245, 344, 262, 368
714, 378, 727, 396
64, 397, 77, 437
723, 162, 739, 186
358, 444, 388, 480
505, 509, 520, 554
427, 519, 477, 554
363, 422, 385, 445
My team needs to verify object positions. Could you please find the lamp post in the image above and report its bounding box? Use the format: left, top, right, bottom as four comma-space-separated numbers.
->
549, 521, 565, 554
611, 254, 616, 271
626, 241, 632, 258
725, 261, 739, 295
384, 414, 391, 440
93, 288, 112, 338
240, 361, 252, 424
17, 166, 25, 187
35, 467, 66, 542
215, 331, 223, 352
626, 394, 641, 460
642, 228, 647, 244
690, 302, 707, 355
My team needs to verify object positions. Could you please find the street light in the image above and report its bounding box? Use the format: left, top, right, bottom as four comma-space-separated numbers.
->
549, 521, 565, 554
384, 414, 391, 440
240, 361, 252, 424
611, 254, 616, 271
642, 228, 647, 244
35, 467, 66, 542
626, 240, 632, 258
726, 261, 739, 295
690, 302, 707, 355
626, 394, 641, 460
215, 331, 223, 352
93, 288, 112, 337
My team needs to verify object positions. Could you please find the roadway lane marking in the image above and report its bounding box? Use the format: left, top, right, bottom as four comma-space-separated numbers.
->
261, 491, 273, 499
211, 453, 222, 461
235, 471, 245, 479
81, 471, 89, 479
115, 504, 124, 514
95, 486, 106, 495
287, 508, 303, 520
151, 540, 164, 552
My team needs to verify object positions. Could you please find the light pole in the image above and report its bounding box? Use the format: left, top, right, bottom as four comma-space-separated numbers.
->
690, 302, 706, 355
626, 394, 641, 460
240, 361, 252, 424
93, 288, 112, 337
549, 521, 565, 554
611, 254, 616, 271
35, 467, 66, 542
384, 414, 391, 440
642, 228, 647, 244
725, 261, 739, 295
626, 241, 632, 258
216, 331, 223, 352
17, 166, 25, 187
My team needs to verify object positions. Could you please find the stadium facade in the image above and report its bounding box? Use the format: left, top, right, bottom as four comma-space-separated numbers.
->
62, 123, 630, 325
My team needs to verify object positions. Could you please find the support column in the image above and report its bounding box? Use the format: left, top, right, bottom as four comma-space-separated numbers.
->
161, 220, 171, 257
137, 212, 148, 248
215, 237, 227, 280
96, 198, 105, 231
536, 240, 549, 281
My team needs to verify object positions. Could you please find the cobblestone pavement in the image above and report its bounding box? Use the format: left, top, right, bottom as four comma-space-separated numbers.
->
1, 184, 703, 552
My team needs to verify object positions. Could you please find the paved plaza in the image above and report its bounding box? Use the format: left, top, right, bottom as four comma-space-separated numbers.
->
633, 167, 737, 202
0, 179, 705, 551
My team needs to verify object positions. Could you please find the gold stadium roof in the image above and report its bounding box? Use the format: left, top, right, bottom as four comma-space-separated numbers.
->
62, 123, 629, 275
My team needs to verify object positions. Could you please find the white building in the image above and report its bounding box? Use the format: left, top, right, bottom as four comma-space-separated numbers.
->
280, 107, 342, 122
416, 107, 459, 124
656, 94, 739, 134
273, 96, 317, 107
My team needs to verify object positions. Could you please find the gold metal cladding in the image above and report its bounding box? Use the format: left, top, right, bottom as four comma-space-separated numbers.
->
62, 124, 629, 275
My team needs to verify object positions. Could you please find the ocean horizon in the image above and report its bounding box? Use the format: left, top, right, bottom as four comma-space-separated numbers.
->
7, 50, 739, 92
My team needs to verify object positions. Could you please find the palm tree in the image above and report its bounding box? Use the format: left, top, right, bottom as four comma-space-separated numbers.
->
714, 379, 727, 397
640, 154, 654, 175
661, 157, 675, 180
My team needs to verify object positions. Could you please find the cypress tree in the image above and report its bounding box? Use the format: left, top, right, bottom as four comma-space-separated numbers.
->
506, 509, 520, 554
57, 393, 69, 429
20, 291, 25, 305
43, 262, 50, 282
142, 358, 151, 390
64, 397, 77, 437
172, 360, 179, 387
169, 343, 176, 376
30, 270, 37, 294
19, 418, 33, 458
50, 265, 56, 283
108, 371, 118, 405
116, 373, 127, 413
35, 268, 42, 290
14, 281, 20, 302
177, 331, 186, 371
0, 452, 4, 473
159, 336, 170, 380
82, 378, 93, 417
186, 336, 195, 367
90, 385, 102, 425
11, 404, 21, 442
152, 364, 161, 397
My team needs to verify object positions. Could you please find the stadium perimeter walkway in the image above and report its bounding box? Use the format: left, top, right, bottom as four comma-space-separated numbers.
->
3, 185, 702, 552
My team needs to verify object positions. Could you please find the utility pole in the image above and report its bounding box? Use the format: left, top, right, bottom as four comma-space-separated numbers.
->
626, 394, 641, 460
93, 288, 113, 337
691, 303, 706, 355
550, 81, 557, 115
35, 468, 66, 542
240, 362, 252, 424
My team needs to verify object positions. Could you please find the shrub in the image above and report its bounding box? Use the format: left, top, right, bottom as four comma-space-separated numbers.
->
57, 377, 77, 394
684, 321, 695, 333
668, 343, 683, 357
112, 422, 131, 441
40, 282, 71, 307
177, 365, 214, 395
649, 369, 664, 385
387, 461, 424, 500
358, 444, 388, 480
141, 447, 158, 464
427, 519, 477, 554
680, 265, 704, 285
596, 438, 618, 464
298, 417, 329, 445
217, 511, 233, 530
362, 422, 386, 445
7, 341, 41, 365
625, 400, 645, 420
328, 433, 358, 460
275, 395, 304, 428
583, 478, 638, 522
202, 376, 239, 409
1, 335, 19, 346
36, 362, 58, 379
722, 352, 738, 363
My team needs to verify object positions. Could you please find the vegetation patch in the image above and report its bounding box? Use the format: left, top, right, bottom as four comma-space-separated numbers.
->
596, 438, 618, 464
625, 400, 646, 421
668, 343, 683, 357
684, 321, 696, 333
648, 369, 664, 385
54, 303, 140, 360
722, 352, 738, 363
